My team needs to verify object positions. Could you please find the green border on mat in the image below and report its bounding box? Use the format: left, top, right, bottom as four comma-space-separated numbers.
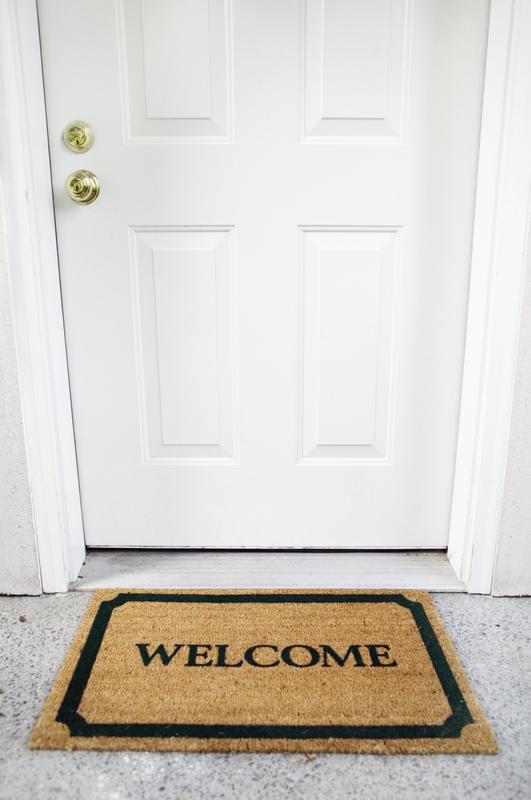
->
56, 593, 474, 740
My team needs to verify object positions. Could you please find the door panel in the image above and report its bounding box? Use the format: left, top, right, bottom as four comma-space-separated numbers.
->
133, 226, 238, 462
299, 227, 396, 462
119, 0, 233, 140
37, 0, 490, 548
303, 0, 408, 139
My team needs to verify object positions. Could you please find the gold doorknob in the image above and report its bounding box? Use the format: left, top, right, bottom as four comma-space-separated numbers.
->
62, 120, 94, 153
65, 170, 100, 205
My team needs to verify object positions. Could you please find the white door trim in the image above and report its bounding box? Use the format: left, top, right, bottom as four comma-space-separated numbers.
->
447, 0, 531, 593
1, 0, 529, 593
0, 0, 84, 592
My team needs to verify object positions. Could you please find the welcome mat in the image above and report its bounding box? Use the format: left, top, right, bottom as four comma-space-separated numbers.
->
30, 589, 497, 754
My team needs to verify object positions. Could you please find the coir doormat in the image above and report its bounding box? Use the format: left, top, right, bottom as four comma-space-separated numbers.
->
30, 589, 497, 754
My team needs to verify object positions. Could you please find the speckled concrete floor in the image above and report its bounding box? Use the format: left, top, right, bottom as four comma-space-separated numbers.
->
0, 593, 529, 800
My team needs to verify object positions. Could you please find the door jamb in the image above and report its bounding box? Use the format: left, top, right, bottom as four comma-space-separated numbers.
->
1, 0, 530, 593
447, 0, 531, 593
0, 0, 84, 592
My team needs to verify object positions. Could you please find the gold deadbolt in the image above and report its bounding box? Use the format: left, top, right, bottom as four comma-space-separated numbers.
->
65, 170, 100, 205
62, 120, 94, 153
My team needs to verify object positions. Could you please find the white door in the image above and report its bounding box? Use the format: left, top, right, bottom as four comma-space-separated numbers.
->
37, 0, 489, 548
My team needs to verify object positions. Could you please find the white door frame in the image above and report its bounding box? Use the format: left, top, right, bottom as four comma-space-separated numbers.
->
1, 0, 530, 593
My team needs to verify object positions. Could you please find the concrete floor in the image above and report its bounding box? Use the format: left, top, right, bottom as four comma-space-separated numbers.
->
0, 593, 529, 800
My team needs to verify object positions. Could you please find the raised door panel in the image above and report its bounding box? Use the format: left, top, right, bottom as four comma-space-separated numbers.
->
131, 227, 238, 462
302, 0, 410, 141
298, 227, 398, 462
118, 0, 233, 141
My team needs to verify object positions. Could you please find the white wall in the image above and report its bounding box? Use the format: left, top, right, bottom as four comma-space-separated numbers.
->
493, 227, 531, 596
0, 205, 41, 594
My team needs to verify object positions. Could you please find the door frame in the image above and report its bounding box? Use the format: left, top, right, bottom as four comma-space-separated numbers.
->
1, 0, 530, 593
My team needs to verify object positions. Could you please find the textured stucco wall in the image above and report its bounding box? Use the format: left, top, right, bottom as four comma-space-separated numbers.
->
493, 226, 531, 596
0, 205, 41, 594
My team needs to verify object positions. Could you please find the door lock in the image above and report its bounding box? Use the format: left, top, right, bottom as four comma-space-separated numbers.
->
65, 170, 100, 205
62, 120, 94, 153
